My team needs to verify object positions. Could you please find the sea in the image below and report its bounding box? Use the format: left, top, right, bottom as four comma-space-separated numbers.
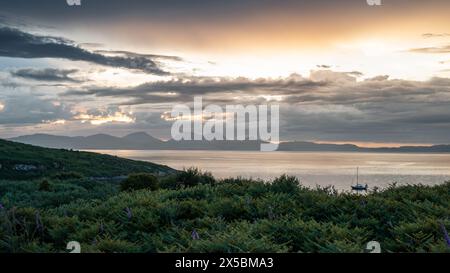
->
85, 150, 450, 191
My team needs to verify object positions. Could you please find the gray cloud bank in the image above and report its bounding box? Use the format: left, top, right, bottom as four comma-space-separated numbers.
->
0, 27, 169, 75
62, 70, 450, 144
0, 95, 72, 125
11, 68, 80, 82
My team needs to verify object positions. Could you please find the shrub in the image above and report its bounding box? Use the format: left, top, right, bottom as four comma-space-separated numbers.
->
186, 222, 290, 253
175, 200, 206, 220
176, 168, 216, 188
96, 238, 141, 253
51, 172, 83, 180
39, 180, 52, 192
270, 175, 300, 193
120, 173, 159, 192
211, 197, 252, 221
159, 174, 178, 190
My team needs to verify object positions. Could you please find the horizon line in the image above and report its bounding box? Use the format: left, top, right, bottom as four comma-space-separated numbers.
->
3, 132, 446, 149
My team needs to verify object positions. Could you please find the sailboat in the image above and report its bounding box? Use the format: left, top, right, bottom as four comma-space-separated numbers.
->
351, 167, 368, 192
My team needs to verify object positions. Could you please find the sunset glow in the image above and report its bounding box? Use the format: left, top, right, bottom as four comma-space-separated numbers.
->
0, 0, 449, 146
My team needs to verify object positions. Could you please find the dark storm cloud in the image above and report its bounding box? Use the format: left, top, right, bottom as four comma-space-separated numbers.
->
11, 68, 80, 82
0, 27, 169, 75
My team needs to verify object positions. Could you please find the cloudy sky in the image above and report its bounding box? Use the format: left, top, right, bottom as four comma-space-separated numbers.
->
1, 0, 450, 147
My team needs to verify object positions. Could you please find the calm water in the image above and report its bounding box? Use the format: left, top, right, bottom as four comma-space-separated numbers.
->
86, 150, 450, 191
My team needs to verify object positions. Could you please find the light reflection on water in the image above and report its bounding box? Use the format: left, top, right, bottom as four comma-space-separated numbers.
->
85, 150, 450, 191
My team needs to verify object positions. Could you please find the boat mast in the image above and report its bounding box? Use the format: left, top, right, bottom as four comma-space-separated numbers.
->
357, 167, 359, 185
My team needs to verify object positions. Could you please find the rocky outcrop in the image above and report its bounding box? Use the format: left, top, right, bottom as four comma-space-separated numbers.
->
13, 164, 38, 171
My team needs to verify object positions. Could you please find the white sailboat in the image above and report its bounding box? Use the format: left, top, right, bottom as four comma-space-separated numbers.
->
351, 167, 368, 191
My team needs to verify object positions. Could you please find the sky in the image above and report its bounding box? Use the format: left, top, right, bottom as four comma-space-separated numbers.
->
1, 0, 450, 147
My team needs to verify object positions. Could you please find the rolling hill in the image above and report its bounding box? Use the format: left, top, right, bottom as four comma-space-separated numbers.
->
0, 138, 174, 180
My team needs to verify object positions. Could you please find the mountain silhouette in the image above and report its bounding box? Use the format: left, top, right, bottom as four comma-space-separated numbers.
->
8, 132, 450, 152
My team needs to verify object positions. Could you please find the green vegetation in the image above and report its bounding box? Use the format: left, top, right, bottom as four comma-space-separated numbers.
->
38, 180, 51, 192
120, 173, 159, 192
160, 167, 216, 189
1, 173, 449, 253
0, 139, 174, 180
0, 140, 449, 253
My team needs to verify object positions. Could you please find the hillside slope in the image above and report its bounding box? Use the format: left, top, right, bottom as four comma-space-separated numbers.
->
0, 139, 174, 180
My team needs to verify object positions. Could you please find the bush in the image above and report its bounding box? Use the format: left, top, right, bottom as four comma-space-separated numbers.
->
159, 174, 179, 190
270, 175, 300, 193
39, 180, 52, 192
176, 168, 216, 188
120, 173, 159, 192
51, 172, 83, 180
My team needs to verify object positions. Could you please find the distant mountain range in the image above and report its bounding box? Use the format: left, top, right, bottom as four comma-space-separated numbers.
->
8, 132, 450, 153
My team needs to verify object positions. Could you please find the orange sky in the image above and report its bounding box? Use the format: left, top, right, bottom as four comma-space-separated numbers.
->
61, 1, 450, 81
82, 1, 450, 53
